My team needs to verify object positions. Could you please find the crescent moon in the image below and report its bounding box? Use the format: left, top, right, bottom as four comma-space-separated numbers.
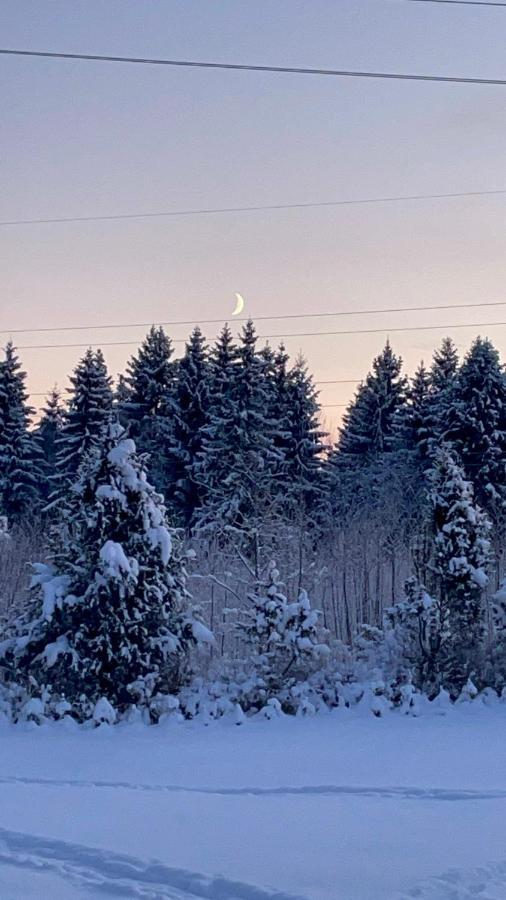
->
232, 293, 245, 316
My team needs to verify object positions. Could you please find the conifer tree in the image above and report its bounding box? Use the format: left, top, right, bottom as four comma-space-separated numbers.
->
337, 341, 407, 459
426, 444, 491, 697
446, 338, 506, 544
395, 362, 432, 458
193, 324, 239, 531
281, 354, 325, 518
35, 387, 65, 496
196, 322, 280, 533
240, 560, 327, 687
117, 326, 176, 493
431, 337, 459, 392
0, 343, 43, 520
11, 424, 211, 720
163, 327, 210, 528
55, 349, 113, 492
118, 326, 174, 429
427, 337, 460, 445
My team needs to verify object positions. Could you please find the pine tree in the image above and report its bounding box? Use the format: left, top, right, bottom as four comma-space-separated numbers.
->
11, 424, 211, 720
446, 338, 506, 544
163, 327, 210, 528
35, 387, 65, 497
426, 444, 491, 697
337, 341, 407, 459
0, 343, 43, 520
55, 349, 113, 492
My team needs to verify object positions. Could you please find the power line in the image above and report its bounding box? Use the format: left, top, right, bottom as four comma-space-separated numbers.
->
15, 318, 506, 351
404, 0, 506, 7
2, 299, 506, 336
2, 188, 505, 228
1, 48, 506, 86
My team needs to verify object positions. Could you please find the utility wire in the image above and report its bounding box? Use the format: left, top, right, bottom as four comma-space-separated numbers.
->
16, 318, 506, 351
2, 188, 505, 228
404, 0, 506, 7
1, 48, 505, 86
2, 299, 506, 336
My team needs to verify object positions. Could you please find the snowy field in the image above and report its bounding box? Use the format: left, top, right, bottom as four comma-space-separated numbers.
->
0, 706, 505, 899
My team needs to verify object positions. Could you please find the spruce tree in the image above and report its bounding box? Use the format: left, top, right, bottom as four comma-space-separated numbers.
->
431, 337, 459, 392
0, 343, 43, 520
55, 349, 113, 492
118, 325, 174, 427
427, 337, 460, 445
395, 362, 432, 458
164, 327, 210, 529
337, 341, 407, 459
426, 444, 491, 697
281, 354, 326, 519
12, 424, 210, 720
446, 338, 506, 544
240, 560, 327, 689
35, 387, 65, 497
118, 326, 176, 493
193, 324, 239, 532
196, 321, 280, 533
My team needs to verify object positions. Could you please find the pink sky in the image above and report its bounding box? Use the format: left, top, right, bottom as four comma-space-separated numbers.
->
1, 0, 505, 433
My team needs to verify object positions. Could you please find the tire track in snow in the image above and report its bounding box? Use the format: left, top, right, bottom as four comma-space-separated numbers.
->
0, 776, 505, 802
0, 827, 307, 900
398, 859, 506, 898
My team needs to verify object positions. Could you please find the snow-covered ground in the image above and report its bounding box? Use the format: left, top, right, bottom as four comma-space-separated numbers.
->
0, 705, 504, 899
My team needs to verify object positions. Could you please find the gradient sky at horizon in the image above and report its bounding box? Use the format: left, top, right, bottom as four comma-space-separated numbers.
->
1, 0, 506, 433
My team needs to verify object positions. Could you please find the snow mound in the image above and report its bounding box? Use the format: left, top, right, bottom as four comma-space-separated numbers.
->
399, 859, 506, 899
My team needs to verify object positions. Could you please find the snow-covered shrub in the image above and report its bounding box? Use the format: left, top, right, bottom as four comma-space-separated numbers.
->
93, 697, 117, 726
21, 697, 46, 725
235, 560, 329, 710
456, 678, 478, 704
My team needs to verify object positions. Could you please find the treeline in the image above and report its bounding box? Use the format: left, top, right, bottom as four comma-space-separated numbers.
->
0, 322, 505, 720
0, 322, 323, 533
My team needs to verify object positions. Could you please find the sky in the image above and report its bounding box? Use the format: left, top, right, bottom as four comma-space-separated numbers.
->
1, 0, 506, 432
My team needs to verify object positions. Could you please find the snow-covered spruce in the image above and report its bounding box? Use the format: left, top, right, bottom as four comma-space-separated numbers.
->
236, 560, 329, 709
426, 444, 491, 697
53, 349, 113, 499
116, 325, 177, 496
0, 342, 44, 520
445, 337, 506, 549
7, 423, 212, 722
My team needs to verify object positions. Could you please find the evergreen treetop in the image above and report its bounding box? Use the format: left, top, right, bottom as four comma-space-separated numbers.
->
337, 341, 407, 459
0, 343, 43, 519
446, 337, 506, 530
56, 348, 113, 489
163, 326, 210, 528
